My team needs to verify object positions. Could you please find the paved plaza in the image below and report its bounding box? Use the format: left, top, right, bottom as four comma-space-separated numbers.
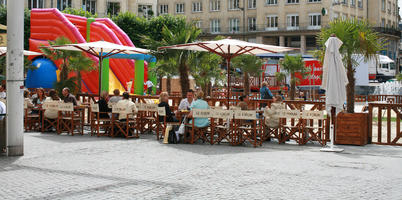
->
1, 132, 402, 200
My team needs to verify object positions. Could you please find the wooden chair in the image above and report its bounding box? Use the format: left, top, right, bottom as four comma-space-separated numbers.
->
111, 104, 138, 139
233, 110, 262, 147
90, 103, 112, 137
300, 110, 327, 146
41, 101, 59, 133
262, 103, 286, 142
137, 103, 159, 137
24, 102, 41, 132
57, 103, 84, 136
157, 106, 181, 141
185, 109, 212, 144
211, 109, 234, 145
280, 109, 303, 144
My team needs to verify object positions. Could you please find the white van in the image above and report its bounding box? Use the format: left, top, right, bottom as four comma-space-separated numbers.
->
368, 55, 396, 82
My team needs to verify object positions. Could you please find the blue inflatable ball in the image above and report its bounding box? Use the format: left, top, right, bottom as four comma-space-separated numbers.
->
26, 58, 58, 89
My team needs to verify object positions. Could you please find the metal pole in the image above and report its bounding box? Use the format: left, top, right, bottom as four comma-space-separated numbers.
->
6, 0, 24, 156
98, 53, 103, 97
227, 57, 231, 108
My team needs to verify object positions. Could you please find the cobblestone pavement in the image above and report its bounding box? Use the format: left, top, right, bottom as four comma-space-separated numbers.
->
1, 132, 402, 200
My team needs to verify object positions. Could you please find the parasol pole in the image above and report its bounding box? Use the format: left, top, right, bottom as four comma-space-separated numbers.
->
98, 49, 103, 97
227, 57, 231, 108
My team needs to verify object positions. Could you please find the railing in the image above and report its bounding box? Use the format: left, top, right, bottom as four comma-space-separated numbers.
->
368, 103, 402, 145
373, 27, 401, 37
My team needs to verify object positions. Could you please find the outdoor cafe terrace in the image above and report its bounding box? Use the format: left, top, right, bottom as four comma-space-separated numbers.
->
22, 93, 402, 148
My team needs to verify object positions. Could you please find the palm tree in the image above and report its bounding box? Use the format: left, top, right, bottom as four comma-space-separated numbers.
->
318, 19, 383, 113
151, 57, 178, 94
142, 23, 201, 97
189, 52, 224, 96
232, 55, 262, 95
40, 36, 94, 93
279, 54, 308, 100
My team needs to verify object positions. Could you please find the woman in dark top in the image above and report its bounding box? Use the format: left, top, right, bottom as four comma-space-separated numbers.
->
97, 91, 112, 119
158, 92, 178, 122
32, 88, 46, 106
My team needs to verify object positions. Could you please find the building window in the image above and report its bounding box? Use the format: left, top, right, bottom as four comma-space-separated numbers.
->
392, 3, 395, 15
159, 4, 168, 15
229, 18, 239, 33
0, 0, 6, 6
28, 0, 45, 9
308, 0, 321, 2
57, 0, 72, 10
248, 17, 256, 31
210, 19, 220, 33
210, 0, 220, 11
248, 0, 256, 9
82, 0, 96, 14
387, 1, 391, 13
287, 14, 299, 30
286, 0, 299, 4
381, 18, 385, 27
381, 0, 385, 11
266, 15, 278, 30
139, 5, 153, 18
350, 0, 355, 6
228, 0, 239, 10
357, 0, 362, 8
308, 13, 321, 30
266, 0, 277, 5
176, 3, 184, 13
341, 0, 348, 5
107, 2, 120, 16
192, 2, 202, 12
195, 20, 202, 29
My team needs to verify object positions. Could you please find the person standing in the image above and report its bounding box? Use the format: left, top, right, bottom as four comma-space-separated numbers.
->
144, 79, 154, 95
260, 81, 273, 108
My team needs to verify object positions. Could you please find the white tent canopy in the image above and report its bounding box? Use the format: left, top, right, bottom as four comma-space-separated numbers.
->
0, 47, 43, 56
159, 38, 294, 56
50, 41, 150, 55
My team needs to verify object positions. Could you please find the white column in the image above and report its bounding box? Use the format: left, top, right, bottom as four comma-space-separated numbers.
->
279, 36, 285, 47
97, 0, 107, 17
6, 0, 24, 156
300, 35, 306, 54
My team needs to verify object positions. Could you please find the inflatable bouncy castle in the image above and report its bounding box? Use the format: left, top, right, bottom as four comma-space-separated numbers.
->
27, 8, 156, 95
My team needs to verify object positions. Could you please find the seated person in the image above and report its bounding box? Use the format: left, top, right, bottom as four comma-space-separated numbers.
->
109, 89, 122, 106
158, 92, 178, 122
188, 91, 210, 128
62, 87, 77, 106
43, 89, 61, 120
237, 95, 250, 110
24, 90, 34, 109
97, 91, 112, 119
32, 88, 46, 106
115, 92, 137, 121
178, 89, 194, 110
264, 95, 285, 128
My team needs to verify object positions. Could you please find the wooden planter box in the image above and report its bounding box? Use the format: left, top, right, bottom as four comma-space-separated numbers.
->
335, 112, 369, 146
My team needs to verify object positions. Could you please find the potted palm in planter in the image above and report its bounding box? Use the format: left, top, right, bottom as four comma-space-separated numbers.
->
318, 19, 383, 145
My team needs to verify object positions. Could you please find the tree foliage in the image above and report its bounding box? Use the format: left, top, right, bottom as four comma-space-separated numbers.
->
279, 54, 309, 100
318, 19, 384, 113
0, 5, 31, 50
62, 8, 98, 18
232, 55, 262, 95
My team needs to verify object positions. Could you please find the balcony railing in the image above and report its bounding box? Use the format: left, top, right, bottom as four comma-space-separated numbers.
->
199, 23, 322, 35
372, 27, 401, 37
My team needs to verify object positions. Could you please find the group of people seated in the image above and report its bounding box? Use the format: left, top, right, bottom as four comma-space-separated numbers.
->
24, 87, 78, 121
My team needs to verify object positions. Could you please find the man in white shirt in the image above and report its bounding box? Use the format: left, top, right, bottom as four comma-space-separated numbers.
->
115, 92, 138, 121
0, 100, 5, 120
144, 79, 154, 95
178, 89, 194, 110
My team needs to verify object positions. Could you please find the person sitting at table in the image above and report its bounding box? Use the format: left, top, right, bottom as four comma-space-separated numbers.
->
62, 87, 77, 106
178, 89, 194, 111
0, 85, 6, 99
264, 95, 284, 129
32, 88, 46, 106
97, 91, 112, 119
237, 95, 250, 110
109, 89, 122, 104
158, 92, 179, 123
115, 92, 137, 121
188, 91, 210, 128
43, 89, 61, 121
24, 90, 34, 109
